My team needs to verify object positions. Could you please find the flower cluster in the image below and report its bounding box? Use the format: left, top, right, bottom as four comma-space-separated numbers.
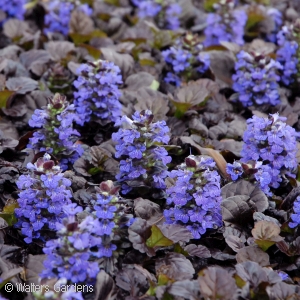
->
241, 113, 298, 195
91, 181, 134, 256
40, 181, 133, 286
15, 154, 72, 243
232, 51, 282, 107
276, 25, 299, 86
44, 0, 92, 35
112, 110, 171, 196
204, 0, 247, 47
28, 93, 83, 171
0, 0, 25, 22
73, 60, 122, 126
162, 33, 210, 86
164, 155, 222, 239
132, 0, 181, 30
40, 212, 100, 286
290, 196, 300, 228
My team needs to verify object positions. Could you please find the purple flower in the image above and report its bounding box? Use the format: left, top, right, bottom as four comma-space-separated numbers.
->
0, 0, 25, 22
241, 114, 298, 195
162, 34, 210, 86
204, 0, 247, 46
28, 93, 83, 171
276, 25, 298, 85
133, 0, 181, 30
165, 3, 181, 30
15, 154, 73, 244
226, 161, 243, 180
44, 1, 93, 35
40, 216, 101, 285
164, 155, 222, 239
73, 60, 122, 125
113, 110, 171, 195
232, 51, 282, 107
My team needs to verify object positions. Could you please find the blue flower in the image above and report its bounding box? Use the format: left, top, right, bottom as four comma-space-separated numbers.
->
232, 51, 282, 107
40, 215, 101, 285
44, 1, 92, 35
276, 25, 298, 86
226, 161, 243, 180
0, 0, 25, 22
162, 34, 210, 86
204, 0, 247, 46
164, 155, 222, 239
28, 93, 83, 171
132, 0, 181, 30
73, 60, 122, 126
15, 154, 73, 244
112, 110, 171, 195
241, 114, 299, 195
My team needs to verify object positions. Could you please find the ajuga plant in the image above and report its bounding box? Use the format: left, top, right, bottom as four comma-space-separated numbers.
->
44, 0, 92, 35
164, 155, 222, 239
40, 204, 100, 289
0, 0, 25, 22
15, 154, 72, 243
204, 0, 247, 47
73, 60, 122, 126
232, 51, 282, 107
28, 93, 83, 171
226, 113, 298, 196
40, 181, 133, 287
276, 21, 299, 86
162, 32, 210, 86
88, 180, 134, 270
112, 110, 171, 197
132, 0, 181, 30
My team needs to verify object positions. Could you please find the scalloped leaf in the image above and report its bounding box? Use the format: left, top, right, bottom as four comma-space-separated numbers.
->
252, 221, 284, 251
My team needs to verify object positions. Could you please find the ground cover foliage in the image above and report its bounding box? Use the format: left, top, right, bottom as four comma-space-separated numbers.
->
0, 0, 300, 299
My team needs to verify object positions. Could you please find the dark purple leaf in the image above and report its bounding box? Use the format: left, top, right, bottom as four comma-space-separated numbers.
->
2, 103, 27, 117
155, 253, 195, 281
225, 235, 245, 252
128, 218, 155, 257
6, 77, 38, 95
198, 266, 238, 300
93, 270, 117, 300
19, 50, 51, 76
157, 224, 193, 243
168, 280, 201, 300
236, 246, 270, 266
235, 261, 273, 289
221, 195, 253, 224
184, 244, 211, 258
266, 282, 299, 300
134, 198, 163, 225
221, 180, 269, 212
115, 267, 149, 297
210, 249, 236, 261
